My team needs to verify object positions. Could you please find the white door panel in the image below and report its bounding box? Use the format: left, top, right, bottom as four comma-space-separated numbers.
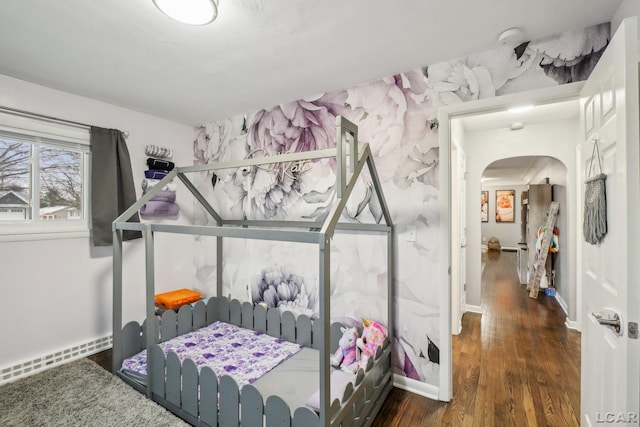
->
459, 151, 466, 320
579, 17, 639, 425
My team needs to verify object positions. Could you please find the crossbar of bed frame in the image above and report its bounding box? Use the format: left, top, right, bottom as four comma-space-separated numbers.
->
112, 116, 395, 426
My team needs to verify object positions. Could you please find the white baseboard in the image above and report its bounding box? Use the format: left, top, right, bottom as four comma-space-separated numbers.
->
565, 318, 579, 330
393, 374, 439, 401
0, 335, 112, 385
555, 291, 569, 317
553, 292, 579, 330
465, 304, 483, 314
452, 319, 462, 335
501, 246, 519, 251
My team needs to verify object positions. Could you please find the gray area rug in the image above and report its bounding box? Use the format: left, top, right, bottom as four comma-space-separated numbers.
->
0, 358, 189, 426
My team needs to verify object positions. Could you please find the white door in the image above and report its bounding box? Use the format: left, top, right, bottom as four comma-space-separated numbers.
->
580, 17, 639, 426
451, 144, 467, 335
451, 144, 461, 334
458, 150, 467, 317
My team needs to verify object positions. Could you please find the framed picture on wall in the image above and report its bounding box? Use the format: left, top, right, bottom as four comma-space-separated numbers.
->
496, 189, 515, 223
481, 191, 489, 222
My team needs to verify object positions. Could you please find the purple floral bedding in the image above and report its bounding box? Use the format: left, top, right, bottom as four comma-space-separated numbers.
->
121, 321, 302, 387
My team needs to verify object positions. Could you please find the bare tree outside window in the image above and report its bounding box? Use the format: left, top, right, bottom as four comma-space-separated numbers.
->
0, 139, 84, 221
39, 145, 83, 211
0, 140, 30, 193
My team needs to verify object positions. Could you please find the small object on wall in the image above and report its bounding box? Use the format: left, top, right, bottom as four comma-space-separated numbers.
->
147, 158, 175, 171
406, 225, 416, 242
141, 178, 177, 193
144, 169, 168, 180
481, 191, 488, 222
140, 201, 180, 217
141, 147, 179, 219
145, 145, 173, 159
583, 138, 607, 244
495, 189, 515, 223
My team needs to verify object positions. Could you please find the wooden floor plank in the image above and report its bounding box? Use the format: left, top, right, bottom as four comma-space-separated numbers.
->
371, 250, 580, 426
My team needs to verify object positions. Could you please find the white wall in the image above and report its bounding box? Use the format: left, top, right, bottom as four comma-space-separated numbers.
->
612, 1, 640, 34
462, 119, 578, 313
0, 75, 195, 369
529, 159, 568, 186
480, 184, 527, 249
450, 120, 465, 334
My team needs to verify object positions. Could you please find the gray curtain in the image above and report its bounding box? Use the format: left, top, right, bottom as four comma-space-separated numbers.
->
90, 127, 141, 246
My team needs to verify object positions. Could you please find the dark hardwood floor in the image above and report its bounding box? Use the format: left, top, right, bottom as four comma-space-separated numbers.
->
89, 250, 580, 426
372, 250, 580, 426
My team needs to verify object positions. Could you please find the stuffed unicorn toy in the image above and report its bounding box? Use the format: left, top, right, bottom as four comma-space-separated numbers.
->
356, 318, 386, 371
331, 326, 358, 371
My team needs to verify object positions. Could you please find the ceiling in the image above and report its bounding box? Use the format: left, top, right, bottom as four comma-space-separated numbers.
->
0, 1, 621, 126
456, 99, 579, 185
458, 99, 580, 133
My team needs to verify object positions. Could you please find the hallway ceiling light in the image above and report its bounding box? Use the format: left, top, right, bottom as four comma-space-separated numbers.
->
508, 105, 534, 114
510, 122, 525, 131
153, 0, 218, 25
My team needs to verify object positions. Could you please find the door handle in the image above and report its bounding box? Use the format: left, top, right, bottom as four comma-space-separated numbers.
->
592, 312, 621, 334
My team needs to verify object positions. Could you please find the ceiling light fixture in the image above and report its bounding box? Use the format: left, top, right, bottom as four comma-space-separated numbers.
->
153, 0, 218, 25
508, 105, 534, 114
498, 27, 525, 47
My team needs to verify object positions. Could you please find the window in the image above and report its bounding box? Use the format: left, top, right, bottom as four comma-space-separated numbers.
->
0, 111, 90, 240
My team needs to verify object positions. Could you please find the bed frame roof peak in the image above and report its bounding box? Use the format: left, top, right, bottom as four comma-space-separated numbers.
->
113, 116, 393, 240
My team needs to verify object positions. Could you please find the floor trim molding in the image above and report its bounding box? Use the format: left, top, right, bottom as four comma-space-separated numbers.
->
555, 291, 569, 317
465, 304, 483, 314
565, 318, 579, 330
393, 374, 439, 401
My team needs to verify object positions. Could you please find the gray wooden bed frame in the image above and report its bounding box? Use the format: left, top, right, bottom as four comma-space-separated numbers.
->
112, 116, 395, 427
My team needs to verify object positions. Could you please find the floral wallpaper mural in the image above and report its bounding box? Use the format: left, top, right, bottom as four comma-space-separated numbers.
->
193, 22, 609, 387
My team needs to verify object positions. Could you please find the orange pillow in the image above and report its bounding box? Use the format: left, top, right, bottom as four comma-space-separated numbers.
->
155, 289, 201, 309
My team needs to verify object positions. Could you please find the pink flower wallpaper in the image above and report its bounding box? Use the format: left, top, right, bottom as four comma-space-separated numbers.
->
193, 22, 609, 386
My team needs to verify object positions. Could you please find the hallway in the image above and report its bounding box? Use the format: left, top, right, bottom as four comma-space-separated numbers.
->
373, 250, 581, 426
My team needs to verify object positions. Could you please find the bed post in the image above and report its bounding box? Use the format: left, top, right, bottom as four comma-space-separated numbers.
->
318, 234, 331, 427
216, 236, 223, 299
112, 228, 123, 373
144, 224, 157, 399
335, 116, 359, 200
387, 225, 395, 363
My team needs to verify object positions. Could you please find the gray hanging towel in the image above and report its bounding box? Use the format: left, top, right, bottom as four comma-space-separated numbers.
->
583, 139, 607, 245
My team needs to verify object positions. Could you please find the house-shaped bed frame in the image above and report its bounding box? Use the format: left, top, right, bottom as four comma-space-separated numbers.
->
112, 116, 395, 427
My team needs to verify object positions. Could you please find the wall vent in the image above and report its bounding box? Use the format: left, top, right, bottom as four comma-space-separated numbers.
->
0, 335, 112, 385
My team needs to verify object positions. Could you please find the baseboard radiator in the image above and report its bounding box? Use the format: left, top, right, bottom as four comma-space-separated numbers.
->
0, 335, 112, 385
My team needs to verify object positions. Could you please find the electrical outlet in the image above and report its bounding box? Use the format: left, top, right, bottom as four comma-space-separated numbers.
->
407, 226, 417, 242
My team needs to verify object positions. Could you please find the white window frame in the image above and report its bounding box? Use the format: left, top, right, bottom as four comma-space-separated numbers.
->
0, 111, 91, 242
